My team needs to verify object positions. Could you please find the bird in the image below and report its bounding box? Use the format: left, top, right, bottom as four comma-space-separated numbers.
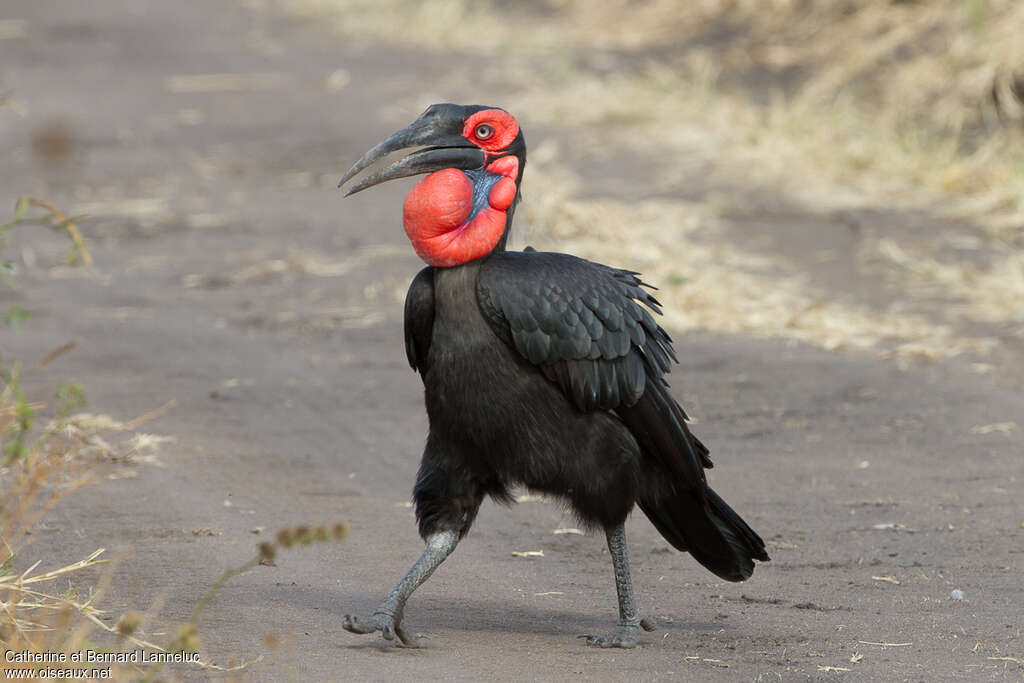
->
337, 103, 769, 649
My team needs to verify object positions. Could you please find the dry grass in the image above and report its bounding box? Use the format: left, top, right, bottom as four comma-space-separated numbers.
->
1, 359, 348, 679
518, 163, 996, 360
1, 199, 361, 677
281, 0, 1024, 358
286, 0, 1024, 227
1, 201, 252, 677
1, 198, 93, 275
866, 236, 1024, 325
0, 362, 178, 677
0, 367, 337, 678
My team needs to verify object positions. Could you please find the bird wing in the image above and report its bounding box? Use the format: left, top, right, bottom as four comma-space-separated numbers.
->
476, 250, 710, 487
404, 265, 436, 374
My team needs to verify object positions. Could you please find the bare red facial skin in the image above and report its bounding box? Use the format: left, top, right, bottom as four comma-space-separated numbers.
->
486, 155, 519, 180
486, 156, 518, 212
403, 120, 521, 268
463, 110, 519, 152
403, 169, 511, 267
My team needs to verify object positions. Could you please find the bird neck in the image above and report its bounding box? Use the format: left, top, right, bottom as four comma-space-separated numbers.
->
402, 156, 521, 268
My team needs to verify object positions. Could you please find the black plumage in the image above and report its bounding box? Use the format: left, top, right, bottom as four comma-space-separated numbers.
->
406, 251, 766, 577
338, 103, 768, 649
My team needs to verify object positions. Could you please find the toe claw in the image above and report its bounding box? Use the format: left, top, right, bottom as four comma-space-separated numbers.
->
395, 624, 421, 648
579, 624, 645, 649
343, 608, 421, 647
343, 613, 372, 634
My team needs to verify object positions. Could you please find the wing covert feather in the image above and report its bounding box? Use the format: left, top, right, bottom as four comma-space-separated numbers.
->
476, 250, 713, 490
477, 251, 675, 412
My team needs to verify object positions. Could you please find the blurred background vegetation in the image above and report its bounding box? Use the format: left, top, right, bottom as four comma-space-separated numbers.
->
285, 0, 1024, 229
273, 0, 1024, 360
6, 0, 1022, 360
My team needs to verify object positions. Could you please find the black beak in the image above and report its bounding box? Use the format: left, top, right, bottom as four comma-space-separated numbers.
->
338, 104, 485, 196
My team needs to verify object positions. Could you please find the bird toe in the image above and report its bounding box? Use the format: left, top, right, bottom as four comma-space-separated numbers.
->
342, 613, 376, 634
578, 622, 650, 649
343, 610, 422, 647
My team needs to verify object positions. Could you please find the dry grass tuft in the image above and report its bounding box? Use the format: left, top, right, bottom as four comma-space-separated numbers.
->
865, 237, 1024, 325
1, 365, 347, 676
1, 369, 348, 677
0, 361, 186, 677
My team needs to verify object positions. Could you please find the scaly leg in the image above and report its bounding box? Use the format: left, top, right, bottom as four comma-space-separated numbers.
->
343, 530, 458, 647
579, 523, 656, 648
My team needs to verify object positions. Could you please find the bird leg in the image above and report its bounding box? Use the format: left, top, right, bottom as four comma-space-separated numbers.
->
343, 529, 458, 647
578, 523, 656, 648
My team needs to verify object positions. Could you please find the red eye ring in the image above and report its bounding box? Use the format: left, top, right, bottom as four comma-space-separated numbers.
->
474, 124, 494, 140
463, 109, 518, 151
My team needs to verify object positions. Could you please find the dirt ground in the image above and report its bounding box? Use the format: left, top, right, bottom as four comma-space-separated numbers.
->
1, 0, 1022, 680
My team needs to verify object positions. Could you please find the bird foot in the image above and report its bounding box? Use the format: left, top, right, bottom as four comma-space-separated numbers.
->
578, 617, 656, 649
343, 609, 422, 647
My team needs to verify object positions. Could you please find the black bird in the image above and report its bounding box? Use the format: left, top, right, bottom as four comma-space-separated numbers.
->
337, 103, 769, 648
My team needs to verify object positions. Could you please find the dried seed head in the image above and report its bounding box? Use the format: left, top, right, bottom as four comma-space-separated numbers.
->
294, 526, 312, 546
171, 623, 202, 654
331, 522, 350, 540
313, 526, 329, 543
258, 542, 277, 565
115, 611, 142, 638
275, 529, 294, 548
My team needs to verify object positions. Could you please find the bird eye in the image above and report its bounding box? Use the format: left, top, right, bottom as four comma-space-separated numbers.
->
474, 124, 494, 140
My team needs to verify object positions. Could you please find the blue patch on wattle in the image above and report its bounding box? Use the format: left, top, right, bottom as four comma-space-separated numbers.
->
464, 169, 503, 223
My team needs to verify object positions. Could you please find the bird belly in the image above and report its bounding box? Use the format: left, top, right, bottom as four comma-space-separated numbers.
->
424, 263, 640, 527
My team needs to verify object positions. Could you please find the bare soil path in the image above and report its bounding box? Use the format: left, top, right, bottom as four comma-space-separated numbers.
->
1, 1, 1021, 680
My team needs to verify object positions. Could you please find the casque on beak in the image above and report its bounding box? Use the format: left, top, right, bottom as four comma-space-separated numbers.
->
338, 103, 486, 196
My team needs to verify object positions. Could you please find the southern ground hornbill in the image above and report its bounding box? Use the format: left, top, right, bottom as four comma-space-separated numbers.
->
337, 103, 769, 648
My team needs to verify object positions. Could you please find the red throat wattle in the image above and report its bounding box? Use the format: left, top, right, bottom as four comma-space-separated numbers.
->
403, 156, 519, 268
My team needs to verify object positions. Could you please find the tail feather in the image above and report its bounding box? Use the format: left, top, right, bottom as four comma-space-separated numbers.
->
640, 484, 769, 582
616, 372, 768, 581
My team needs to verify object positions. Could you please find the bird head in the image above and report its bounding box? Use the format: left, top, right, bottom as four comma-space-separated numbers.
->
338, 103, 526, 268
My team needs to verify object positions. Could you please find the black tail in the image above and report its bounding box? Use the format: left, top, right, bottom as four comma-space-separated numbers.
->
639, 485, 769, 582
616, 375, 769, 582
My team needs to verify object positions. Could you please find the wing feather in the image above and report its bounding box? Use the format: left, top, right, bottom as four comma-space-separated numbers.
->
477, 251, 682, 408
404, 266, 436, 373
477, 250, 713, 480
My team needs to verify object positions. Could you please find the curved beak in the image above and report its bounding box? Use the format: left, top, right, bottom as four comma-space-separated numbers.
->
338, 104, 485, 196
